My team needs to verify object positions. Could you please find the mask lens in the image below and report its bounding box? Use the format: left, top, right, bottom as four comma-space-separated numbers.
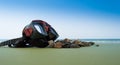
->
34, 24, 42, 33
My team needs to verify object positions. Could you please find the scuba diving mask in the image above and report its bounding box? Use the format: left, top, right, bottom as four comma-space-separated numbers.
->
23, 20, 59, 41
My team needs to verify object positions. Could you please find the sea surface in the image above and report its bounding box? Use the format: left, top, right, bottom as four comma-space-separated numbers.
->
0, 39, 120, 44
0, 39, 120, 65
80, 39, 120, 44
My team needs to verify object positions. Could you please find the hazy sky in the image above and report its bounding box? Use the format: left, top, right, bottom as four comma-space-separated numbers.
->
0, 0, 120, 39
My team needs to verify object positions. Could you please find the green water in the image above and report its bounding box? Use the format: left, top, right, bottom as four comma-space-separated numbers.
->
0, 43, 120, 65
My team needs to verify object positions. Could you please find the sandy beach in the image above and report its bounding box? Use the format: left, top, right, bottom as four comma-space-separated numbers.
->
0, 42, 120, 65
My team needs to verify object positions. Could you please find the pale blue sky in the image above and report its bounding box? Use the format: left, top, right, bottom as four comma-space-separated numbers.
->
0, 0, 120, 39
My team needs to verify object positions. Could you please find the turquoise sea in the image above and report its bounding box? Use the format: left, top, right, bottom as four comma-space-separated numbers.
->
0, 39, 120, 65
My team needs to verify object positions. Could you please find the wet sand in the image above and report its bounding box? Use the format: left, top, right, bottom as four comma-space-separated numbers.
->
0, 43, 120, 65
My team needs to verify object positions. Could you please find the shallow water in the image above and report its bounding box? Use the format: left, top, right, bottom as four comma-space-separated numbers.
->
0, 43, 120, 65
